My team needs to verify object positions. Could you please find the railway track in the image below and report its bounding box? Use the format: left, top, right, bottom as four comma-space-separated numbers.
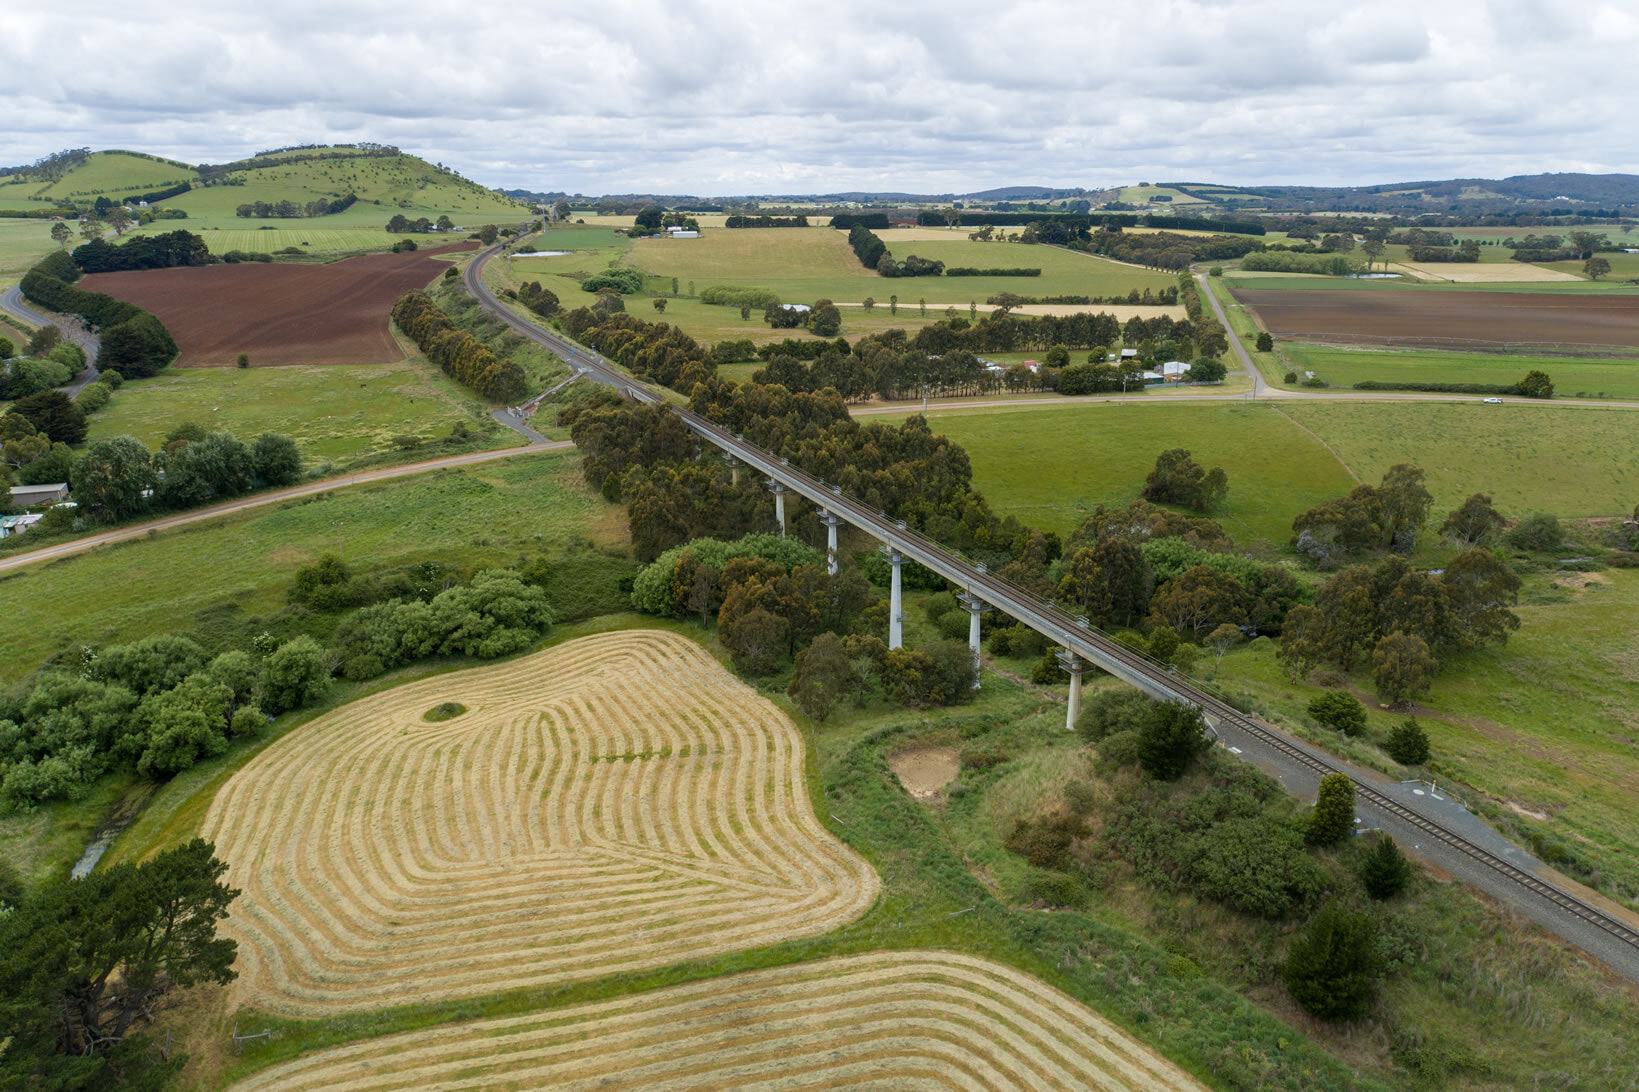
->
467, 241, 1639, 966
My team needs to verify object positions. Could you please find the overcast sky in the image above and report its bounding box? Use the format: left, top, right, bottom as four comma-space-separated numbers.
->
4, 0, 1635, 196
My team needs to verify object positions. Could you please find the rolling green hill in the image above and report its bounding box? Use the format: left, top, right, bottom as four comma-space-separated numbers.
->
0, 145, 526, 221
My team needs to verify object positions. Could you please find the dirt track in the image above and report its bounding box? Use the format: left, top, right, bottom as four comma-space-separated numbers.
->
229, 951, 1203, 1091
78, 243, 473, 366
1233, 287, 1639, 349
201, 630, 878, 1016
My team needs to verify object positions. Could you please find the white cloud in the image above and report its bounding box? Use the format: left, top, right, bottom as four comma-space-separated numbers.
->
0, 0, 1634, 193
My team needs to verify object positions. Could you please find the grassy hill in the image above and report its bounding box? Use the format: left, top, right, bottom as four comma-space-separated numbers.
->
0, 145, 526, 222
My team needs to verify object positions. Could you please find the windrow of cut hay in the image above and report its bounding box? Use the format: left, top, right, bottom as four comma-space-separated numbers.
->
202, 630, 879, 1016
230, 951, 1203, 1091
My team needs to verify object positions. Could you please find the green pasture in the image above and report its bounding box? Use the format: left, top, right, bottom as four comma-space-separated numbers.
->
1217, 568, 1639, 904
1277, 401, 1638, 518
0, 451, 621, 683
32, 151, 192, 202
0, 217, 62, 276
869, 401, 1355, 548
1545, 251, 1639, 281
85, 358, 511, 463
1281, 344, 1639, 399
1116, 185, 1205, 204
620, 228, 1176, 307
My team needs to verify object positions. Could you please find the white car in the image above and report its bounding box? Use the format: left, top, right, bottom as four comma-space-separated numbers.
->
1482, 397, 1503, 404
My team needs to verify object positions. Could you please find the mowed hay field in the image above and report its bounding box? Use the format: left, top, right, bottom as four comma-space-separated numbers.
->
202, 630, 879, 1016
230, 951, 1201, 1091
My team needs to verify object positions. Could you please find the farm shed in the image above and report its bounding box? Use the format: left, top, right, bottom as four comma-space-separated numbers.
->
9, 482, 69, 507
0, 513, 43, 538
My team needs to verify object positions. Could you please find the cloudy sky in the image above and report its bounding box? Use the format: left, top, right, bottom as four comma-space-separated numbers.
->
4, 0, 1635, 196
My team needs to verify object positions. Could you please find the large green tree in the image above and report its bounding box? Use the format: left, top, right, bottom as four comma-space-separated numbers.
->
0, 839, 238, 1086
69, 435, 157, 522
1136, 699, 1211, 780
1372, 631, 1436, 705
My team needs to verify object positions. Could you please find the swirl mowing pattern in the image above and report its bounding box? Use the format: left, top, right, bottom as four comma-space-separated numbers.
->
230, 951, 1203, 1090
203, 630, 880, 1015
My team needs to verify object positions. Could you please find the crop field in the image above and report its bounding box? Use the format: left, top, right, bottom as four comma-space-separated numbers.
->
202, 630, 879, 1015
1279, 344, 1639, 399
1234, 286, 1639, 349
870, 402, 1356, 547
229, 951, 1198, 1090
79, 243, 471, 366
86, 357, 505, 462
1394, 261, 1582, 283
157, 226, 400, 255
0, 452, 621, 681
1276, 401, 1638, 518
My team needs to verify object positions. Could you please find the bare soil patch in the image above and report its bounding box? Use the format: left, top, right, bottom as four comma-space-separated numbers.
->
79, 243, 474, 367
889, 745, 960, 802
1555, 571, 1611, 592
1233, 287, 1639, 350
201, 630, 878, 1016
229, 951, 1203, 1091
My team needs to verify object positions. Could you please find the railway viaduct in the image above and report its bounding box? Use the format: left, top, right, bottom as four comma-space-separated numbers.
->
466, 240, 1639, 982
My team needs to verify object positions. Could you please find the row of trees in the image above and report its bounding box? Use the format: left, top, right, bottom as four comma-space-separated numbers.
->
235, 194, 357, 218
20, 251, 178, 379
386, 213, 457, 233
558, 309, 717, 394
74, 229, 210, 273
391, 291, 528, 403
69, 426, 301, 523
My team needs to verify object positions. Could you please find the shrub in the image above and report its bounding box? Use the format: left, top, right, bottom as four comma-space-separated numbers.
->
922, 591, 958, 621
260, 635, 331, 713
1308, 690, 1367, 736
1283, 901, 1380, 1020
1306, 773, 1356, 846
580, 268, 645, 295
1076, 687, 1151, 743
1255, 331, 1274, 351
1136, 700, 1211, 780
1384, 717, 1430, 765
1359, 835, 1412, 899
74, 381, 110, 413
1004, 811, 1087, 870
1507, 513, 1563, 552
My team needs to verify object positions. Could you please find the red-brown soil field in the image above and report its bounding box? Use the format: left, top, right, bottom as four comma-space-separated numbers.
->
79, 243, 474, 366
1233, 287, 1639, 350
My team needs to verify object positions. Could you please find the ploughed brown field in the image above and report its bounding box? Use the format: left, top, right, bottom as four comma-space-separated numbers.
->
78, 243, 474, 366
1233, 287, 1639, 349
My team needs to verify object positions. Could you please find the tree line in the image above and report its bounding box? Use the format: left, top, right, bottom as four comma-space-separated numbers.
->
558, 309, 718, 394
73, 229, 210, 273
235, 194, 357, 218
391, 291, 528, 403
724, 214, 809, 228
20, 250, 177, 379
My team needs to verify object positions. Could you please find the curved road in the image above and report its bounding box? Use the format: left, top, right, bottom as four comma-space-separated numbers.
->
1, 284, 102, 395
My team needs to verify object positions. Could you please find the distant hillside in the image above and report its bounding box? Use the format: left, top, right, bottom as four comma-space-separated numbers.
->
0, 145, 526, 218
1166, 174, 1639, 215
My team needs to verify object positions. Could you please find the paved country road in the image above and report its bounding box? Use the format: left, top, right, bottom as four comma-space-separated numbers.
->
0, 441, 569, 574
1, 284, 103, 396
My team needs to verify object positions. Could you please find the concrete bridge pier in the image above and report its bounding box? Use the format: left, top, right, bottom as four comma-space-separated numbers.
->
957, 591, 989, 689
769, 480, 789, 536
818, 509, 844, 575
724, 453, 740, 487
1056, 649, 1085, 731
881, 546, 904, 649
